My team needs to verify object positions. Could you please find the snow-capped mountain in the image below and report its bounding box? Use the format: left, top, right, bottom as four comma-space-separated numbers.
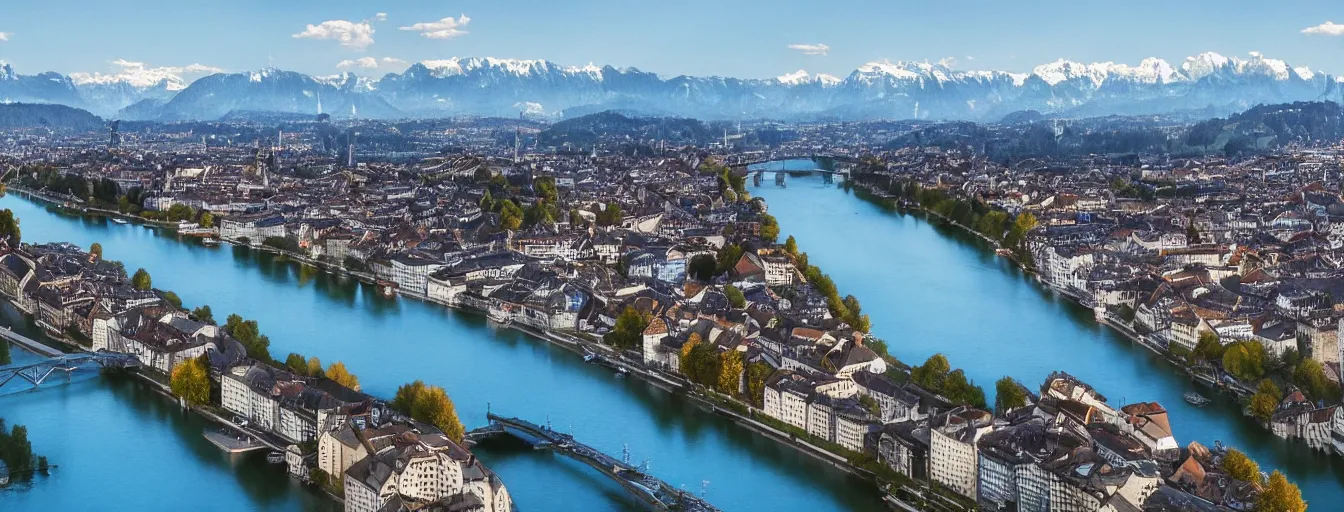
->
4, 51, 1341, 121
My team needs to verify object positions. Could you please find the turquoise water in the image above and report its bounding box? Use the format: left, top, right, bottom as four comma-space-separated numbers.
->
750, 162, 1344, 507
0, 193, 885, 511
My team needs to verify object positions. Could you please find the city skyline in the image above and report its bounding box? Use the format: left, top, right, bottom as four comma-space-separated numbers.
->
3, 0, 1344, 83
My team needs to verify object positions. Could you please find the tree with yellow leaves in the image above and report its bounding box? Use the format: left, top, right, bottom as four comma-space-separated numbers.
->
326, 361, 360, 391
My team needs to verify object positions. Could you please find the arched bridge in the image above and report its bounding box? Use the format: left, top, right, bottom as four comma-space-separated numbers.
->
467, 413, 721, 512
0, 351, 140, 389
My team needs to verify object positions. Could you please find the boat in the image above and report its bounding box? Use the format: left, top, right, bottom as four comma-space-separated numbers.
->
202, 237, 220, 246
110, 218, 129, 225
615, 367, 629, 379
583, 349, 599, 363
266, 451, 286, 464
1184, 391, 1211, 406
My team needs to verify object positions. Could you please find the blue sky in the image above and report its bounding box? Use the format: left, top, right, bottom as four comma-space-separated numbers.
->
3, 1, 1344, 80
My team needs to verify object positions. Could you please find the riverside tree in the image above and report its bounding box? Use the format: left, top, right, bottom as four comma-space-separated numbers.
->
169, 356, 211, 406
89, 242, 103, 260
392, 380, 465, 442
326, 361, 361, 391
1220, 448, 1259, 483
131, 268, 152, 290
717, 350, 744, 395
0, 208, 20, 246
603, 306, 649, 350
995, 376, 1028, 414
1249, 379, 1281, 423
1257, 470, 1306, 512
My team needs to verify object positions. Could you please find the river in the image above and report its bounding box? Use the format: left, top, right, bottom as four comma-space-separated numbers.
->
749, 160, 1344, 507
0, 193, 885, 511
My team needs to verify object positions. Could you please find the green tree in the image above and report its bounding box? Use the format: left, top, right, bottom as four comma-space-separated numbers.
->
1220, 448, 1260, 483
285, 353, 308, 375
0, 208, 21, 246
191, 305, 214, 324
995, 376, 1028, 415
169, 357, 211, 406
717, 350, 744, 395
604, 306, 649, 350
132, 268, 152, 290
596, 203, 624, 226
199, 211, 215, 229
716, 244, 744, 275
391, 380, 465, 442
1294, 358, 1342, 402
89, 242, 103, 260
1223, 341, 1266, 382
758, 214, 780, 243
1249, 379, 1281, 423
746, 362, 773, 407
945, 369, 987, 409
326, 361, 361, 391
911, 354, 951, 392
307, 356, 324, 378
723, 284, 746, 308
1193, 331, 1224, 363
783, 236, 798, 255
688, 254, 717, 281
161, 291, 183, 309
1256, 470, 1306, 512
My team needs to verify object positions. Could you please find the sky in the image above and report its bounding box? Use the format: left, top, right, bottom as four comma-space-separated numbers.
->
3, 1, 1344, 82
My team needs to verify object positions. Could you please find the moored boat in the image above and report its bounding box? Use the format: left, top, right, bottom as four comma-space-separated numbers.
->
1184, 391, 1211, 406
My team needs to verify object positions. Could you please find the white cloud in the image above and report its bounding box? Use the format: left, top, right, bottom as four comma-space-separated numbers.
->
375, 12, 388, 22
335, 56, 409, 70
400, 14, 471, 39
0, 32, 10, 42
293, 20, 375, 50
1303, 21, 1344, 36
787, 43, 830, 56
337, 57, 380, 69
69, 59, 223, 90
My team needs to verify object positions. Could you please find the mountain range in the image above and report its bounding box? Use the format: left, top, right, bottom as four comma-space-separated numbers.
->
1, 52, 1340, 122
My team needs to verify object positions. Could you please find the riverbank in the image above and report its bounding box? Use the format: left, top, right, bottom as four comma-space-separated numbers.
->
846, 177, 1266, 399
8, 181, 948, 508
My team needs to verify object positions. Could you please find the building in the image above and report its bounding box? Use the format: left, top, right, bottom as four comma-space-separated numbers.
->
929, 407, 993, 500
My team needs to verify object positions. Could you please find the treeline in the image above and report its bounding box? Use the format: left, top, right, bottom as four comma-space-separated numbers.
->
876, 178, 1037, 263
14, 166, 216, 226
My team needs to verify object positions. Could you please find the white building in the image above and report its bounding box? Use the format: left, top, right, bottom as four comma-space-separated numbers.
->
929, 407, 993, 500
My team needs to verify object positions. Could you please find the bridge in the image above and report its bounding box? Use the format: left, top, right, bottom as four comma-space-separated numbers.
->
0, 326, 63, 357
722, 153, 863, 172
0, 351, 140, 389
467, 414, 721, 512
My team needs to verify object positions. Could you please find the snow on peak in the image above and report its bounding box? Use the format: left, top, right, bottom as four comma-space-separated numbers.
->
69, 60, 222, 91
1180, 52, 1231, 81
1031, 59, 1111, 87
1294, 66, 1315, 81
418, 57, 602, 79
776, 70, 843, 86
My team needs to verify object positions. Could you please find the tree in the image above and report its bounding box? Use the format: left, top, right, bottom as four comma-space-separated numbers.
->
784, 236, 798, 255
1220, 448, 1260, 483
284, 353, 308, 375
569, 208, 583, 226
688, 254, 717, 281
392, 380, 466, 443
191, 305, 214, 324
225, 314, 272, 363
1186, 223, 1202, 245
199, 211, 215, 229
1294, 358, 1341, 402
89, 242, 103, 260
169, 357, 211, 406
326, 362, 360, 391
911, 354, 951, 392
842, 295, 862, 317
995, 376, 1028, 415
746, 362, 773, 407
717, 350, 744, 395
596, 203, 624, 226
1249, 379, 1281, 423
0, 337, 11, 365
132, 268, 152, 290
1193, 331, 1224, 363
161, 291, 183, 310
680, 333, 702, 379
723, 284, 746, 308
758, 214, 780, 243
604, 306, 649, 350
1223, 341, 1266, 382
0, 209, 21, 246
945, 369, 987, 409
716, 244, 744, 275
1256, 470, 1306, 512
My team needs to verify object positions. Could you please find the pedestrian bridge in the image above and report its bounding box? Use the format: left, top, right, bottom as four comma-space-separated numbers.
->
0, 351, 140, 389
467, 413, 721, 512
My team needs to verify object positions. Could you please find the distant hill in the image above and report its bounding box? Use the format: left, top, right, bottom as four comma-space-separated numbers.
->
0, 103, 104, 131
537, 110, 714, 147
